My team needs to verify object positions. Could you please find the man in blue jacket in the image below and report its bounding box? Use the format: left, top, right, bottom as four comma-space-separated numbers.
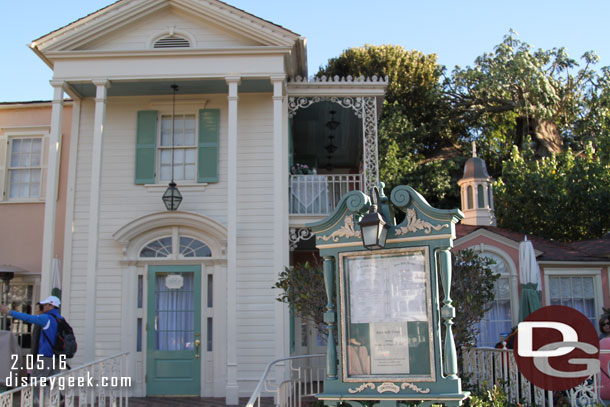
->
0, 295, 63, 379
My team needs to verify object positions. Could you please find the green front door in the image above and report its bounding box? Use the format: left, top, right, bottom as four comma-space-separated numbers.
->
147, 265, 201, 395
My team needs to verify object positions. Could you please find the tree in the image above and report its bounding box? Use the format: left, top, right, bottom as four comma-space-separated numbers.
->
274, 250, 498, 351
494, 142, 610, 241
274, 261, 326, 331
318, 35, 610, 221
449, 249, 499, 350
317, 44, 465, 209
447, 31, 610, 176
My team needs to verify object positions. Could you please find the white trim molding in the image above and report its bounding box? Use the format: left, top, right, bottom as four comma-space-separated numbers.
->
454, 228, 543, 257
112, 210, 228, 261
543, 267, 604, 324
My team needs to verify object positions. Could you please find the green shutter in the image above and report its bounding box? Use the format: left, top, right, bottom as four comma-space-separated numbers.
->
135, 110, 158, 184
198, 109, 219, 183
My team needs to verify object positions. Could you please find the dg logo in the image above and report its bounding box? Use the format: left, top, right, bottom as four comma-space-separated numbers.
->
514, 305, 600, 391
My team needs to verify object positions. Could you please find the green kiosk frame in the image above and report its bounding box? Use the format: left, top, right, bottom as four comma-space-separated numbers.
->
308, 185, 468, 407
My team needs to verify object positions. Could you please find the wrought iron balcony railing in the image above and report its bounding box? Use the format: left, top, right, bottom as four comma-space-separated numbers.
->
289, 173, 363, 216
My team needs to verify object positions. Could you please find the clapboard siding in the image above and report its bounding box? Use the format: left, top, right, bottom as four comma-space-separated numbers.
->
81, 8, 260, 51
234, 94, 277, 386
65, 90, 284, 394
65, 98, 94, 367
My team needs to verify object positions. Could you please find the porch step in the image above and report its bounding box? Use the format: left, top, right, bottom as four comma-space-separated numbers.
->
130, 397, 275, 407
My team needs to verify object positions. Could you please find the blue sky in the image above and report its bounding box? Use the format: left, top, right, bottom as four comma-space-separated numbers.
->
2, 1, 610, 102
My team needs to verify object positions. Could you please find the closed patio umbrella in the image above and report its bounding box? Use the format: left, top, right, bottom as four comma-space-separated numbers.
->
518, 236, 542, 321
51, 258, 62, 301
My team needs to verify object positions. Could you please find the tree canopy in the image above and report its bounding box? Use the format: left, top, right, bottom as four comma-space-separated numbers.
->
318, 33, 610, 241
494, 142, 610, 241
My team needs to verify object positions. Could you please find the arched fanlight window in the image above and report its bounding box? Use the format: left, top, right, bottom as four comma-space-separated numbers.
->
139, 235, 212, 258
180, 237, 212, 258
140, 237, 172, 258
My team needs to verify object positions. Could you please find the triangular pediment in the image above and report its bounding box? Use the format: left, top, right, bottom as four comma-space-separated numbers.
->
76, 7, 263, 51
33, 0, 301, 53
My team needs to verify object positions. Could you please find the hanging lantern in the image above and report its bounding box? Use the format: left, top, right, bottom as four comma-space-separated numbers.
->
162, 84, 183, 211
162, 181, 182, 211
358, 186, 389, 250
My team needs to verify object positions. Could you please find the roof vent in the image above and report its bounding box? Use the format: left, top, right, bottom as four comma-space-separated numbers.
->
153, 36, 190, 49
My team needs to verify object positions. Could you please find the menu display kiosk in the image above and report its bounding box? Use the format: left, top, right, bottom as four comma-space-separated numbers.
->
308, 185, 468, 407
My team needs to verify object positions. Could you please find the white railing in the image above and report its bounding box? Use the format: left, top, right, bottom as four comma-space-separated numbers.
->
247, 354, 325, 407
0, 352, 130, 407
462, 347, 605, 407
289, 174, 363, 215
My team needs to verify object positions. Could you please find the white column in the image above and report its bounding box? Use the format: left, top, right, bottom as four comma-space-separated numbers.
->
271, 76, 289, 382
225, 76, 240, 405
60, 98, 82, 320
84, 79, 110, 361
40, 80, 65, 297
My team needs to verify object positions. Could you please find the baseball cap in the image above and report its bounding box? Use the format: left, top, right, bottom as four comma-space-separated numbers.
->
40, 296, 61, 307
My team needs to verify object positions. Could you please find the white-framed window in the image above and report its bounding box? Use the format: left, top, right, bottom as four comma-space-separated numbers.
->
135, 109, 218, 185
0, 126, 49, 202
545, 268, 602, 328
158, 114, 197, 182
7, 137, 43, 199
475, 252, 517, 347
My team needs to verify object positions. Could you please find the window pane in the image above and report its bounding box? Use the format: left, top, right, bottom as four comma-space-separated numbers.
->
185, 164, 195, 180
137, 275, 143, 309
8, 138, 42, 199
137, 318, 142, 352
467, 186, 473, 209
207, 274, 213, 308
173, 164, 184, 180
573, 278, 583, 297
550, 278, 559, 299
207, 318, 213, 351
140, 237, 172, 258
549, 275, 596, 327
159, 165, 171, 181
185, 149, 195, 164
583, 278, 594, 297
173, 149, 184, 163
477, 185, 485, 208
174, 132, 185, 147
31, 139, 41, 153
12, 139, 22, 154
180, 237, 212, 258
158, 115, 197, 183
155, 273, 195, 351
185, 130, 196, 146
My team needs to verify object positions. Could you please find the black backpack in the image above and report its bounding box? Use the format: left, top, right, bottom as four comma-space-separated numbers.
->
42, 315, 77, 359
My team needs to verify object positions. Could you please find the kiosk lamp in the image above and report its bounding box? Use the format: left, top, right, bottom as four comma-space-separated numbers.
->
358, 186, 390, 250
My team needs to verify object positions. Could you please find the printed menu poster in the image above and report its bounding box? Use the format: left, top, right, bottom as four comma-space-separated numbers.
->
369, 322, 410, 374
348, 252, 427, 324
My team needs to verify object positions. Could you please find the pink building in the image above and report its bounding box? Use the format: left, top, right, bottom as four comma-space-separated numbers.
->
0, 100, 72, 348
453, 153, 610, 347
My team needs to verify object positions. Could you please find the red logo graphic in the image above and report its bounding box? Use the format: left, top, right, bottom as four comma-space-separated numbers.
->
514, 305, 600, 391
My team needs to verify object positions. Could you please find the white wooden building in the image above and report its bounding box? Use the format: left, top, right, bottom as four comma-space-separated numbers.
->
32, 0, 386, 400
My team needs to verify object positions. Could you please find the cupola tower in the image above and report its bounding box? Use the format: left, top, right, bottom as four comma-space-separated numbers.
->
457, 143, 496, 226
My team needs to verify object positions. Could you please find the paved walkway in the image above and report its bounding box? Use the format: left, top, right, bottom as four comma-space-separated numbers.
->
129, 397, 275, 407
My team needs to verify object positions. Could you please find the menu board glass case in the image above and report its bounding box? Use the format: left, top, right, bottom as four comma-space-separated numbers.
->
339, 247, 435, 382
